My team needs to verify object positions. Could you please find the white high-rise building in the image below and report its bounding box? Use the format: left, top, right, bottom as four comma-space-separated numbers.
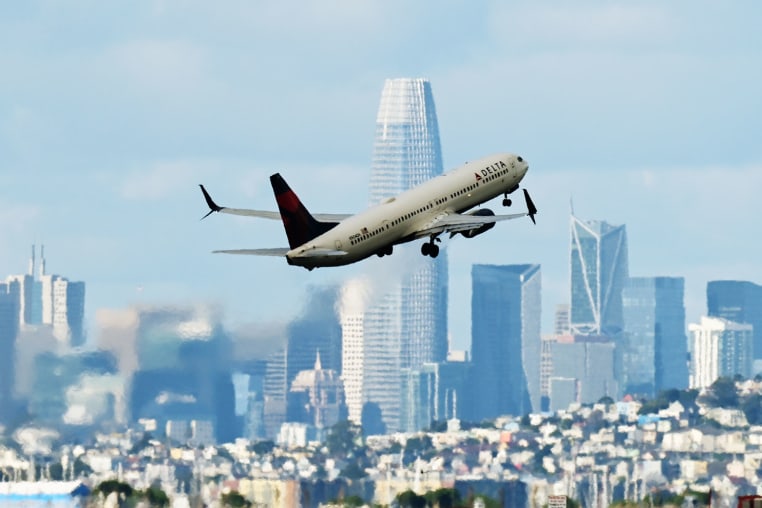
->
52, 278, 85, 346
340, 78, 448, 432
689, 316, 753, 389
369, 78, 447, 430
339, 278, 366, 424
5, 245, 85, 346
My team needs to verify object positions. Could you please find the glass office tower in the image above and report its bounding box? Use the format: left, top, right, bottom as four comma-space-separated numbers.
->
707, 280, 762, 360
623, 277, 688, 396
570, 215, 629, 336
361, 78, 448, 432
0, 284, 18, 411
468, 264, 541, 420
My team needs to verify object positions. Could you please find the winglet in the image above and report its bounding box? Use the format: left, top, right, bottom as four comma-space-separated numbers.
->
523, 189, 538, 225
199, 184, 223, 220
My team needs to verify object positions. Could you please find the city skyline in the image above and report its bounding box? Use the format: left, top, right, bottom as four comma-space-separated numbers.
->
1, 2, 761, 352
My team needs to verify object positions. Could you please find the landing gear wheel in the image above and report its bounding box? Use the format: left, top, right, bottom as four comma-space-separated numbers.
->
421, 242, 439, 258
384, 245, 393, 256
502, 198, 512, 207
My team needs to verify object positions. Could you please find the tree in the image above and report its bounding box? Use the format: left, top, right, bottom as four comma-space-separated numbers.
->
326, 420, 363, 457
424, 488, 461, 508
702, 377, 739, 408
403, 435, 434, 465
73, 457, 93, 478
329, 495, 365, 507
396, 490, 426, 508
93, 480, 135, 507
221, 491, 252, 507
744, 393, 762, 424
142, 485, 170, 507
339, 461, 367, 480
94, 479, 133, 499
427, 419, 448, 432
49, 462, 64, 481
128, 432, 154, 455
250, 440, 275, 455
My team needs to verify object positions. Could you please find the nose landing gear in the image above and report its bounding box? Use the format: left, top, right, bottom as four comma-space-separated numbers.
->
503, 184, 519, 207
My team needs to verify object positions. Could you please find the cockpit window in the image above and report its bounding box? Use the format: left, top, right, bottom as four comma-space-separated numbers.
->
517, 156, 523, 162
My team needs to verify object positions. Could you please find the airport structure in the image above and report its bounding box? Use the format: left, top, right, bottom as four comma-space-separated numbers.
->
622, 277, 688, 395
707, 280, 762, 360
569, 215, 628, 336
468, 264, 541, 420
342, 78, 448, 432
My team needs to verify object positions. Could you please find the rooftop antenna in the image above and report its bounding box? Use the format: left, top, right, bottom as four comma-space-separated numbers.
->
28, 244, 35, 277
39, 244, 46, 278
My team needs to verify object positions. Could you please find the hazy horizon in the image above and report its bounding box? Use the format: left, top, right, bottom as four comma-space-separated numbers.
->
2, 1, 760, 351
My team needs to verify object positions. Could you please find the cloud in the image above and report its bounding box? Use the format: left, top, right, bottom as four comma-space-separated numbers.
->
490, 4, 672, 50
0, 203, 41, 233
100, 38, 218, 106
120, 160, 221, 201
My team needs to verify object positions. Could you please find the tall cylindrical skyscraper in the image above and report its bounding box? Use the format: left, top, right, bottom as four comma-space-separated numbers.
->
341, 79, 448, 433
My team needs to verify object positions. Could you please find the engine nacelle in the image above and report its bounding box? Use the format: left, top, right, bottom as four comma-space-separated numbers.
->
459, 208, 495, 238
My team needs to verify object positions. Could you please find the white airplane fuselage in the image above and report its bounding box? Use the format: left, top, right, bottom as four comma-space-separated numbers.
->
286, 153, 529, 268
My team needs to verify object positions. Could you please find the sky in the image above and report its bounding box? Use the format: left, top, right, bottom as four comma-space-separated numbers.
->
1, 1, 761, 352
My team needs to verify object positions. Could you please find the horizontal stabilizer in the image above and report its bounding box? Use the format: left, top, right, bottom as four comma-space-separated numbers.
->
213, 248, 289, 256
199, 184, 350, 221
298, 249, 348, 258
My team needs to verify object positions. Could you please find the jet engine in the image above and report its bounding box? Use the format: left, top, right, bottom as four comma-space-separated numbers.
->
459, 208, 495, 238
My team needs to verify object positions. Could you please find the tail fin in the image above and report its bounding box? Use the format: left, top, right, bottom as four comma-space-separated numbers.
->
270, 173, 338, 249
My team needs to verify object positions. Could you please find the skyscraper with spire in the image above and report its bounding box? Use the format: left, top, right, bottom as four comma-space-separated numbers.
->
341, 78, 448, 432
4, 245, 85, 346
569, 215, 628, 336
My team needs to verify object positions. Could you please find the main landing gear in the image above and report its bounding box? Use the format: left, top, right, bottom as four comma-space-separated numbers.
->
421, 237, 440, 258
376, 245, 393, 257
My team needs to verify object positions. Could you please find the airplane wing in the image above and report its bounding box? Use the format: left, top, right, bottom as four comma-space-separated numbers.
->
412, 189, 538, 238
199, 185, 351, 222
412, 211, 529, 238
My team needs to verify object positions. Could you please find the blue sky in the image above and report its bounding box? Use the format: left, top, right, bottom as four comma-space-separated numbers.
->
1, 1, 761, 351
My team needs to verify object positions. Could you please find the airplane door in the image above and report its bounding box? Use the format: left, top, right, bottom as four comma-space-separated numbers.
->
335, 240, 342, 250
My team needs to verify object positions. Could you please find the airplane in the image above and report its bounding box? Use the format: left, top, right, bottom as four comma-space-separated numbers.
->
199, 152, 537, 270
